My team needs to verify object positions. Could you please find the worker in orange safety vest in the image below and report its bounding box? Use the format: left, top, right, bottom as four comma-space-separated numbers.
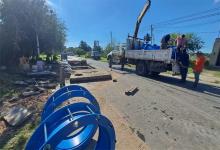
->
193, 52, 206, 88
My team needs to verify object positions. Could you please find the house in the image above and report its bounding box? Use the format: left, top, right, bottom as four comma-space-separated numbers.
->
210, 38, 220, 67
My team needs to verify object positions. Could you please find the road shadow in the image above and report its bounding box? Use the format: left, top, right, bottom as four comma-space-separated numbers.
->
152, 75, 220, 99
113, 66, 220, 99
111, 66, 135, 75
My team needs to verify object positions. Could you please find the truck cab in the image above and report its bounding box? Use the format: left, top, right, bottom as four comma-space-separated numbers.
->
91, 50, 101, 60
107, 44, 126, 67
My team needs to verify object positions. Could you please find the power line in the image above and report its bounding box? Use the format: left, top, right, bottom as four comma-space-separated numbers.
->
155, 12, 220, 27
155, 19, 220, 29
154, 29, 219, 34
154, 7, 220, 26
141, 7, 220, 40
142, 8, 220, 33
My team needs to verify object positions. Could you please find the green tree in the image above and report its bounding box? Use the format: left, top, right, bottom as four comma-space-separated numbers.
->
75, 48, 86, 56
102, 43, 113, 57
187, 34, 204, 52
0, 0, 66, 66
79, 41, 92, 52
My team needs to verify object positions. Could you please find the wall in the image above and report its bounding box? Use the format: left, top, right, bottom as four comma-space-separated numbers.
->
210, 38, 220, 66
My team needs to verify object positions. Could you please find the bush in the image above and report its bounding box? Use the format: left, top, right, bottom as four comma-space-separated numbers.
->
53, 55, 59, 61
101, 53, 107, 58
85, 52, 91, 58
75, 48, 86, 56
189, 59, 195, 68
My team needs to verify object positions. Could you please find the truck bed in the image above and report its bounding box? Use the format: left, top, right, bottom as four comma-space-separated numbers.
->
125, 49, 173, 63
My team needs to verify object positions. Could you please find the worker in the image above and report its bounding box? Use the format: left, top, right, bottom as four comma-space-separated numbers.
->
193, 52, 206, 88
161, 34, 171, 49
176, 34, 187, 52
178, 49, 189, 83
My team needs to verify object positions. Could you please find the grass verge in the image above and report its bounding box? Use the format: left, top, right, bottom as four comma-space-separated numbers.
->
0, 116, 40, 150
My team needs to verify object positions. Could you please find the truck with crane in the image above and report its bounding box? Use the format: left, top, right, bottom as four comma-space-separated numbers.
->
107, 0, 179, 76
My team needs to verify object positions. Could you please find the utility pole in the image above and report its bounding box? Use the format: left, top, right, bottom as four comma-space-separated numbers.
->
150, 24, 154, 44
110, 31, 113, 48
36, 32, 40, 56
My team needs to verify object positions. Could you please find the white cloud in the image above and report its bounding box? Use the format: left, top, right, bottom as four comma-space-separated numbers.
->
46, 0, 55, 7
214, 0, 220, 3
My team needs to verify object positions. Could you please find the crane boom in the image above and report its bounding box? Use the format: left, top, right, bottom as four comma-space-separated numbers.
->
133, 0, 151, 39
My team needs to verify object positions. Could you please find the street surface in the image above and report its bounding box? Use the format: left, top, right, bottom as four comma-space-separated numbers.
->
87, 59, 220, 150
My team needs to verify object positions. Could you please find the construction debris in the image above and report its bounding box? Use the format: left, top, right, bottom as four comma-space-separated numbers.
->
38, 83, 57, 89
35, 87, 47, 92
22, 91, 41, 97
67, 56, 87, 66
113, 79, 118, 82
2, 105, 32, 126
8, 96, 19, 103
125, 87, 139, 96
27, 71, 57, 78
70, 69, 112, 83
0, 121, 7, 135
14, 81, 28, 86
59, 60, 73, 75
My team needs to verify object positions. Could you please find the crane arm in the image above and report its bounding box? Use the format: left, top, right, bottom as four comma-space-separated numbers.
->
133, 0, 151, 39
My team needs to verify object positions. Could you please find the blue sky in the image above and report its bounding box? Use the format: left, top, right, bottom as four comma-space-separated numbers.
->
47, 0, 220, 53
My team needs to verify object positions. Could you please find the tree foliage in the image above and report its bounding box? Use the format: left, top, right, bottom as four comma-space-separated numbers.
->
0, 0, 66, 66
74, 48, 86, 56
102, 43, 113, 57
79, 41, 92, 52
170, 33, 204, 52
64, 41, 92, 56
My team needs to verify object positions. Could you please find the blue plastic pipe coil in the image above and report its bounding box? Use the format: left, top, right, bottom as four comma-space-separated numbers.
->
25, 85, 116, 150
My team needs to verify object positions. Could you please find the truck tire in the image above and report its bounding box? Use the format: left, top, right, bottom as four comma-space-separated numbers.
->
108, 57, 112, 68
151, 72, 160, 76
136, 61, 146, 76
121, 57, 125, 70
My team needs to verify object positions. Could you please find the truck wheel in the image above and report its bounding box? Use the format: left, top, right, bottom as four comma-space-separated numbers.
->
108, 57, 112, 68
151, 72, 160, 76
121, 63, 124, 70
136, 61, 146, 76
121, 58, 125, 70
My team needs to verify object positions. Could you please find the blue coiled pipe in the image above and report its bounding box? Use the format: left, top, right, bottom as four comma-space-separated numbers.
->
25, 85, 116, 150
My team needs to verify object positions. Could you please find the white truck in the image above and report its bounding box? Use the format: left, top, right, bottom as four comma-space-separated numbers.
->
107, 43, 178, 76
107, 0, 179, 76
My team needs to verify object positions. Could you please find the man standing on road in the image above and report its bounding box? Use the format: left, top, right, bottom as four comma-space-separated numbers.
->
193, 52, 206, 88
179, 49, 189, 83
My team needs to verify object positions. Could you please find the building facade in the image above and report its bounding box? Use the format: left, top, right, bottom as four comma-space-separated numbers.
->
210, 38, 220, 67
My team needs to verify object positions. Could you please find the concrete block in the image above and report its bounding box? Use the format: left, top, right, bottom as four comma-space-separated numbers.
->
3, 106, 32, 126
125, 87, 139, 96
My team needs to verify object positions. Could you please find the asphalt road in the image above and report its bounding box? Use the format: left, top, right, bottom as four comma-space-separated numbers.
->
87, 59, 220, 150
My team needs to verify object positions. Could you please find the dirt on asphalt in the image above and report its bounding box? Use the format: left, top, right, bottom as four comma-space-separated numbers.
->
77, 76, 150, 150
